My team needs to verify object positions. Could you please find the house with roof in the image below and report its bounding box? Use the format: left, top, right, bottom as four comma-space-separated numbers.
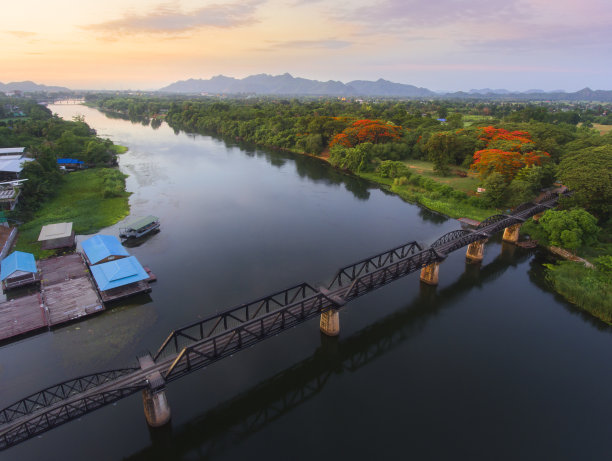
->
0, 155, 32, 180
57, 158, 85, 170
0, 147, 25, 156
38, 222, 76, 250
89, 256, 151, 302
81, 234, 129, 265
1, 250, 39, 291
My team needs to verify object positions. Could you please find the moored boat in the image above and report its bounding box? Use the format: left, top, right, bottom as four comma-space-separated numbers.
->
119, 215, 160, 240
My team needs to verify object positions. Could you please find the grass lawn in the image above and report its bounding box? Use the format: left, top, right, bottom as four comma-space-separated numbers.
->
403, 159, 481, 194
462, 115, 496, 127
592, 123, 612, 135
14, 168, 130, 258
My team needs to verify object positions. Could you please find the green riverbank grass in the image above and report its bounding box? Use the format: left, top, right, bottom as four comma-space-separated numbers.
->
15, 168, 130, 258
358, 171, 496, 222
544, 261, 612, 324
402, 160, 481, 195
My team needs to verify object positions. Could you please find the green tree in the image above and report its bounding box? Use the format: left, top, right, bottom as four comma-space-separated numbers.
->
481, 171, 507, 207
558, 146, 612, 219
539, 208, 600, 251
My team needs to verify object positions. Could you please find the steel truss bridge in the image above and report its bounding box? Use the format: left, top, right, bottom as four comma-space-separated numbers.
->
0, 191, 567, 450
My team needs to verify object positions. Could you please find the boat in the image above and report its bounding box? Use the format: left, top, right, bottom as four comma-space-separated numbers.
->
119, 215, 160, 240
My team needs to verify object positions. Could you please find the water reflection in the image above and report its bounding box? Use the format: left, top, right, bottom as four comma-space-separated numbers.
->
127, 249, 531, 460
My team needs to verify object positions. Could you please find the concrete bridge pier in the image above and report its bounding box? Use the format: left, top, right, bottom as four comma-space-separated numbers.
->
142, 385, 171, 427
320, 309, 340, 336
466, 239, 487, 262
532, 212, 545, 221
420, 262, 440, 285
139, 353, 171, 428
502, 223, 522, 243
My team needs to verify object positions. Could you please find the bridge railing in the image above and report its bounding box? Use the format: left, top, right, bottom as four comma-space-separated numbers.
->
163, 291, 336, 382
326, 241, 422, 290
154, 283, 319, 361
0, 368, 139, 426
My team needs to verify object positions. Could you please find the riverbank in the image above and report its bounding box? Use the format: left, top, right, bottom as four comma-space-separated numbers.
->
521, 220, 612, 325
14, 168, 130, 258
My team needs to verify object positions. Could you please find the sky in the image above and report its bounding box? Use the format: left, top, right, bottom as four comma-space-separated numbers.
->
2, 0, 612, 92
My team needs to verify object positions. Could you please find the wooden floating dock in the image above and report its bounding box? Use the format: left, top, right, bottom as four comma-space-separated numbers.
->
0, 293, 46, 342
0, 252, 156, 342
0, 254, 104, 342
40, 254, 104, 326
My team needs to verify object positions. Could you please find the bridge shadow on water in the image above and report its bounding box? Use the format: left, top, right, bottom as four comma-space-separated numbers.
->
126, 245, 532, 460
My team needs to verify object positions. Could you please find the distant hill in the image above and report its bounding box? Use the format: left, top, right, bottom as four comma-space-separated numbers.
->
160, 73, 435, 97
0, 81, 71, 93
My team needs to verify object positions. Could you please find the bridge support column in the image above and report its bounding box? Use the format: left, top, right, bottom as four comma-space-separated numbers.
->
532, 212, 544, 222
502, 223, 522, 243
466, 239, 486, 262
420, 262, 440, 286
138, 353, 171, 428
320, 309, 340, 336
142, 385, 171, 427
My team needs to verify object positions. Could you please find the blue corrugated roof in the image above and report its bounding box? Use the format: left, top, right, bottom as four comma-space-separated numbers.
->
57, 158, 84, 164
1, 251, 37, 281
82, 235, 129, 265
90, 256, 149, 291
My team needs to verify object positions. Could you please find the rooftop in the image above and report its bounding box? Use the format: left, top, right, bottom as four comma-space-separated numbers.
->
38, 222, 73, 241
124, 215, 159, 231
81, 234, 129, 265
0, 147, 25, 155
1, 251, 37, 281
90, 256, 149, 291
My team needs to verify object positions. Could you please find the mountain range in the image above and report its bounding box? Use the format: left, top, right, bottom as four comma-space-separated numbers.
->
160, 73, 435, 97
159, 74, 612, 101
0, 81, 70, 93
3, 75, 612, 102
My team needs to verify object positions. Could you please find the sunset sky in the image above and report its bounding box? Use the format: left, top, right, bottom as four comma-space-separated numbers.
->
3, 0, 611, 91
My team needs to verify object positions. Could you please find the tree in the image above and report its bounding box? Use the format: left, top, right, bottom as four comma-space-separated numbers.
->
557, 146, 612, 220
480, 171, 507, 207
539, 208, 600, 252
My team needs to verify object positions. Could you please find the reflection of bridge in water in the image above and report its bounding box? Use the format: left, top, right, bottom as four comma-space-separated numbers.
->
0, 191, 568, 451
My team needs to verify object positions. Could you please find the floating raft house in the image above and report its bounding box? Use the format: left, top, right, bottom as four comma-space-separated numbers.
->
38, 222, 76, 250
82, 234, 129, 265
1, 250, 39, 290
90, 256, 151, 302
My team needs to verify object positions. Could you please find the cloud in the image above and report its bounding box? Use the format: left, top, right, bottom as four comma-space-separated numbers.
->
461, 23, 612, 54
338, 0, 523, 29
5, 30, 37, 38
267, 39, 352, 50
85, 1, 265, 35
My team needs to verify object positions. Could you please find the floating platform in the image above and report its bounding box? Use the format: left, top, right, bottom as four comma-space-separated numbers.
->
39, 254, 104, 325
0, 293, 46, 342
144, 267, 157, 283
0, 254, 104, 342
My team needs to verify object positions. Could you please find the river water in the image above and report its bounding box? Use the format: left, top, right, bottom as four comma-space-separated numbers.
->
1, 105, 611, 460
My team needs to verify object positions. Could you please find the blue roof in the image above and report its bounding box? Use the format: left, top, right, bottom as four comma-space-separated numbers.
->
1, 251, 37, 281
57, 158, 84, 164
90, 256, 149, 291
82, 235, 129, 265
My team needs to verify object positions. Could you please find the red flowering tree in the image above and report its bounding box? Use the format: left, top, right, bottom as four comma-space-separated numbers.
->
329, 119, 401, 148
470, 126, 549, 181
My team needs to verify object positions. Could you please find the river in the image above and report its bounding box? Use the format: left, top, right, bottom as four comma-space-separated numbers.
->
1, 105, 611, 460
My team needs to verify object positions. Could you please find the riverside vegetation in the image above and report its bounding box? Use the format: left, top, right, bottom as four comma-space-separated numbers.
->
82, 95, 610, 323
0, 96, 130, 257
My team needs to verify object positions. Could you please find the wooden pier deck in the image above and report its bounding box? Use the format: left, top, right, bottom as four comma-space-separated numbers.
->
40, 254, 104, 326
0, 293, 46, 342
